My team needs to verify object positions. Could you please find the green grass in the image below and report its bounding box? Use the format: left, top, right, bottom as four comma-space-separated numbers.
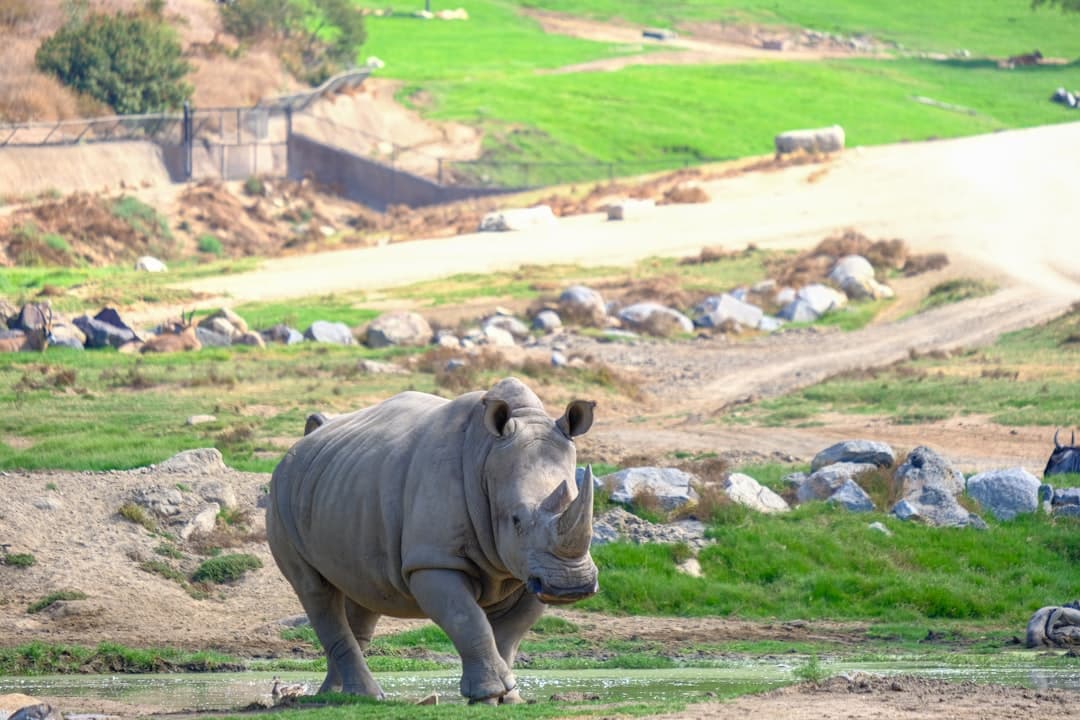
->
26, 590, 88, 614
191, 553, 262, 584
0, 641, 239, 675
518, 0, 1080, 58
2, 552, 36, 568
731, 304, 1080, 427
919, 278, 999, 312
117, 502, 157, 531
582, 505, 1080, 624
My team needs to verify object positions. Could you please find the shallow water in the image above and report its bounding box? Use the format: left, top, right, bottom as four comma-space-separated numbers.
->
2, 661, 1078, 712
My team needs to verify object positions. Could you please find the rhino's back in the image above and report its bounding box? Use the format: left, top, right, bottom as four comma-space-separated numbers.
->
269, 390, 483, 612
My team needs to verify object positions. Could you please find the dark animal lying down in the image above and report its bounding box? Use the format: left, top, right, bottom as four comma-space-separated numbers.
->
1045, 429, 1080, 477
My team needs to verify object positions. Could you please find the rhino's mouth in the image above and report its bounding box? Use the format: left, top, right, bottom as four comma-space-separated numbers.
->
527, 577, 599, 604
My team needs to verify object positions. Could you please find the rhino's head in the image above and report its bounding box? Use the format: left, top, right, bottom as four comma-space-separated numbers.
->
480, 381, 598, 605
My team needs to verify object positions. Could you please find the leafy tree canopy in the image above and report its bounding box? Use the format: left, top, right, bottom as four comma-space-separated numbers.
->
35, 10, 191, 115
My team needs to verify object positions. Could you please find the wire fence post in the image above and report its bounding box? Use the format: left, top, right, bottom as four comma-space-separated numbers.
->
183, 101, 193, 180
437, 158, 443, 185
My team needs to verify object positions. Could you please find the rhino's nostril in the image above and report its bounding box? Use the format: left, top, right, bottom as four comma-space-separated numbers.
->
526, 577, 543, 594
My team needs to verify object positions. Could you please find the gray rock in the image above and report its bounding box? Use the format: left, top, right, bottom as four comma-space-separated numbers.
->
195, 326, 232, 347
134, 255, 167, 273
591, 507, 708, 549
601, 467, 699, 511
828, 255, 875, 287
9, 704, 62, 720
777, 298, 820, 322
364, 312, 429, 348
49, 322, 86, 348
752, 279, 777, 294
484, 315, 531, 341
617, 303, 694, 335
133, 487, 184, 516
234, 331, 266, 348
551, 350, 568, 367
186, 414, 217, 426
558, 285, 606, 325
966, 468, 1040, 520
797, 462, 877, 503
532, 309, 562, 332
32, 496, 62, 511
723, 473, 789, 513
828, 479, 875, 512
757, 316, 785, 333
784, 471, 808, 490
204, 316, 238, 339
479, 205, 556, 232
261, 324, 304, 345
775, 287, 797, 305
775, 124, 845, 155
197, 480, 236, 509
693, 294, 764, 329
180, 503, 221, 541
483, 325, 516, 346
1053, 487, 1080, 506
811, 440, 896, 472
445, 358, 466, 372
306, 320, 355, 346
47, 332, 85, 351
157, 448, 226, 474
868, 521, 892, 536
357, 359, 408, 375
896, 446, 965, 496
798, 283, 847, 315
73, 314, 137, 349
891, 486, 987, 529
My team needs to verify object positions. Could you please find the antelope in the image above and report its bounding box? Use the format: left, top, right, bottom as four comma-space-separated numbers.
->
0, 305, 52, 353
140, 311, 202, 353
1045, 429, 1080, 477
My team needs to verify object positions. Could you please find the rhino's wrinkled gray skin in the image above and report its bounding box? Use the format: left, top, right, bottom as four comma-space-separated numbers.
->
267, 378, 598, 704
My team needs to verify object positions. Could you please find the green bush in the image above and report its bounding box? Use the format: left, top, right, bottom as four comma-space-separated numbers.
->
117, 502, 157, 532
3, 553, 36, 568
35, 11, 191, 114
43, 234, 71, 254
242, 176, 265, 196
197, 234, 224, 256
192, 553, 262, 583
27, 590, 87, 614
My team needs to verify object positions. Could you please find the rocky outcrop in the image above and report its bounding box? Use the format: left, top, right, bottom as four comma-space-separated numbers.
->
966, 468, 1040, 520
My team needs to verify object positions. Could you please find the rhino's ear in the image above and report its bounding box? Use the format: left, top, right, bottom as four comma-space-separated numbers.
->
557, 400, 596, 438
483, 398, 512, 437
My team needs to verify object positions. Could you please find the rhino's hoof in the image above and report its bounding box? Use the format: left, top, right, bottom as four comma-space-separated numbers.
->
499, 688, 525, 705
468, 697, 500, 706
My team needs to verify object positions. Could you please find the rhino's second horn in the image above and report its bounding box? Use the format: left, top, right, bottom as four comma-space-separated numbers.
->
555, 465, 594, 557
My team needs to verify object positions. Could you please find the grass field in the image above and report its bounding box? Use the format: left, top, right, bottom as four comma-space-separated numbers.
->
347, 1, 1080, 184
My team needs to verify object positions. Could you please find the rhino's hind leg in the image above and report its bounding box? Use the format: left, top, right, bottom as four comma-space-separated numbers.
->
488, 588, 546, 705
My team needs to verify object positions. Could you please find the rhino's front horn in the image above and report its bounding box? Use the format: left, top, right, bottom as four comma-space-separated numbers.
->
555, 465, 594, 557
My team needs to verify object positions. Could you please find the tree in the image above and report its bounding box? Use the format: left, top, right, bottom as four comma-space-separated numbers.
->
35, 11, 192, 114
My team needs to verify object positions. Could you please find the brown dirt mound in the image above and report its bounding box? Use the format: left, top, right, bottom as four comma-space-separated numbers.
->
766, 228, 920, 288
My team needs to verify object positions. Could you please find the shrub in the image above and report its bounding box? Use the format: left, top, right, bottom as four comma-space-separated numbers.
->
192, 553, 262, 583
154, 543, 183, 559
242, 177, 265, 196
35, 11, 192, 114
43, 234, 71, 254
112, 196, 172, 241
118, 502, 157, 532
197, 234, 224, 256
3, 553, 36, 568
27, 590, 87, 614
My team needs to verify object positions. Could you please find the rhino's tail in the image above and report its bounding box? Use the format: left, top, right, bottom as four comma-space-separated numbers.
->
304, 412, 327, 436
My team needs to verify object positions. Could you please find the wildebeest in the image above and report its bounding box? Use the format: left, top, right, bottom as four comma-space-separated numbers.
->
1044, 429, 1080, 476
1003, 49, 1043, 69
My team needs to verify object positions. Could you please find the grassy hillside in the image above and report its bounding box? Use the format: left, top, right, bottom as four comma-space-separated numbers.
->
520, 0, 1080, 58
351, 1, 1080, 185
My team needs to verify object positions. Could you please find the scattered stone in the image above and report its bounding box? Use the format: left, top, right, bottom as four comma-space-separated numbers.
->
723, 473, 789, 513
32, 497, 62, 511
775, 124, 845, 155
203, 308, 250, 335
180, 503, 221, 541
966, 467, 1040, 521
132, 487, 184, 516
532, 309, 562, 332
868, 521, 892, 536
74, 313, 137, 349
757, 316, 785, 332
156, 448, 226, 474
777, 298, 820, 322
895, 446, 965, 496
133, 256, 167, 273
483, 315, 530, 341
483, 325, 516, 346
643, 27, 677, 41
775, 287, 797, 305
592, 507, 708, 549
364, 312, 430, 348
780, 283, 848, 322
304, 320, 354, 346
828, 480, 875, 512
558, 285, 606, 326
550, 350, 567, 367
617, 302, 694, 335
797, 462, 877, 503
261, 324, 304, 345
434, 331, 461, 348
195, 326, 232, 348
197, 480, 236, 509
204, 317, 237, 338
601, 467, 700, 511
479, 205, 556, 232
186, 414, 217, 426
676, 557, 702, 577
811, 440, 896, 472
234, 331, 266, 348
693, 294, 764, 330
891, 486, 987, 529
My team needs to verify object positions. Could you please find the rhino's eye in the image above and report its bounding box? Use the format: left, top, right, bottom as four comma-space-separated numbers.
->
511, 514, 521, 528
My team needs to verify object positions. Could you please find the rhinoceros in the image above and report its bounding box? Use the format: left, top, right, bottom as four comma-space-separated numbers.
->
266, 377, 598, 704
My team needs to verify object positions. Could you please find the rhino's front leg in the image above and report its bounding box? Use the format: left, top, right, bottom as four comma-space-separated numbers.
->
410, 569, 516, 703
488, 587, 546, 705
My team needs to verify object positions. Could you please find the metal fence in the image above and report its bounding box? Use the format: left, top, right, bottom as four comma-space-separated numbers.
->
443, 156, 718, 189
0, 112, 182, 146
